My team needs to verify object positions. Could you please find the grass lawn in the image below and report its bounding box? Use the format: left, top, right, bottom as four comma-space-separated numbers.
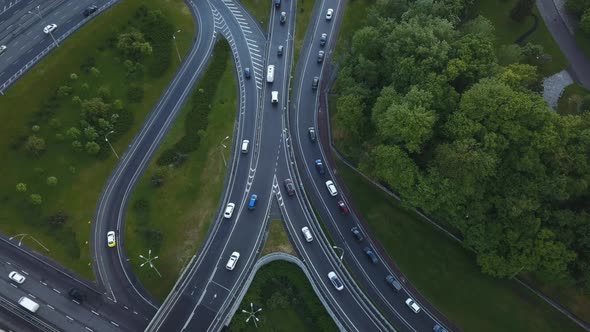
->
473, 0, 568, 75
125, 41, 236, 301
227, 261, 337, 332
292, 0, 315, 66
334, 158, 583, 332
262, 220, 295, 255
557, 83, 590, 115
0, 0, 194, 279
575, 30, 590, 61
241, 0, 271, 31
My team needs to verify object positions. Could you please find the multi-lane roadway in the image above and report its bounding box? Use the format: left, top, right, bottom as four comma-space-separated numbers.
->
0, 0, 457, 331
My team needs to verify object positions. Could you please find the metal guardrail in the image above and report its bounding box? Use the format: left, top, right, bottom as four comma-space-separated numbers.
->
0, 294, 60, 332
223, 253, 346, 331
0, 0, 120, 95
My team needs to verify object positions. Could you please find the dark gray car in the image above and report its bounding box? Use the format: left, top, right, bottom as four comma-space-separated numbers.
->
278, 45, 284, 56
385, 274, 402, 292
284, 179, 295, 196
351, 226, 363, 241
364, 247, 378, 264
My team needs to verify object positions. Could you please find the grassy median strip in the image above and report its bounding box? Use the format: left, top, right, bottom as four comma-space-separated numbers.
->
0, 0, 194, 279
228, 260, 337, 332
125, 41, 235, 301
334, 158, 582, 332
262, 220, 296, 255
241, 0, 270, 31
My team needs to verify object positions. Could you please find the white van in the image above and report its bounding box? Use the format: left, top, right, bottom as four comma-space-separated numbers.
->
241, 140, 250, 153
267, 65, 275, 83
18, 296, 39, 313
271, 91, 278, 104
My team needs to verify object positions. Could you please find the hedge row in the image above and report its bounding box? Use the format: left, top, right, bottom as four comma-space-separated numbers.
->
156, 41, 231, 166
136, 5, 175, 78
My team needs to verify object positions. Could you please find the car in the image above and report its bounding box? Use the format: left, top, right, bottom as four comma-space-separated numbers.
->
317, 50, 325, 63
315, 159, 325, 174
271, 91, 279, 104
406, 297, 421, 313
248, 194, 258, 210
284, 179, 295, 196
338, 200, 349, 214
351, 226, 364, 241
385, 274, 402, 292
241, 139, 250, 153
280, 12, 287, 24
244, 67, 251, 79
328, 271, 344, 291
8, 271, 25, 284
326, 8, 334, 20
277, 45, 283, 56
433, 324, 449, 332
0, 45, 6, 55
320, 33, 327, 46
312, 76, 319, 90
68, 288, 87, 302
308, 127, 316, 142
226, 251, 240, 270
18, 296, 39, 313
83, 5, 98, 17
43, 24, 57, 34
274, 0, 281, 8
363, 246, 379, 264
301, 226, 313, 242
223, 203, 236, 219
325, 180, 337, 196
107, 231, 116, 248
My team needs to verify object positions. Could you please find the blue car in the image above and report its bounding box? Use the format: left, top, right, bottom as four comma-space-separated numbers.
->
315, 159, 325, 175
248, 194, 258, 210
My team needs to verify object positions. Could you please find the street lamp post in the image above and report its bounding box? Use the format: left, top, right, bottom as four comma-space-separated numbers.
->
105, 130, 119, 160
241, 302, 262, 327
332, 245, 344, 266
9, 234, 50, 252
139, 249, 161, 277
30, 6, 59, 48
172, 30, 182, 62
219, 135, 229, 167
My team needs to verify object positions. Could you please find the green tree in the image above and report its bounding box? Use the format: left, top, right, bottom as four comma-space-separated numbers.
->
57, 85, 72, 97
367, 145, 420, 193
84, 126, 99, 141
81, 98, 111, 122
16, 183, 27, 193
90, 67, 101, 77
46, 176, 58, 186
25, 135, 46, 156
66, 127, 81, 141
29, 194, 42, 205
335, 95, 366, 140
72, 140, 83, 152
117, 29, 153, 61
581, 9, 590, 34
70, 73, 78, 80
85, 141, 101, 155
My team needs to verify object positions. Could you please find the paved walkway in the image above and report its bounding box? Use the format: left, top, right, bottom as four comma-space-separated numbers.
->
543, 70, 573, 110
537, 0, 590, 89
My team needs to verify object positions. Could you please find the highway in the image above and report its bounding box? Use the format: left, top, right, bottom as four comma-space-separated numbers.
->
0, 0, 117, 94
0, 234, 148, 332
288, 0, 455, 331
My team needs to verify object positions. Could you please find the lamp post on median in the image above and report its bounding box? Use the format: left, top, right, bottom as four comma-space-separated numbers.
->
241, 302, 262, 327
105, 130, 119, 160
219, 135, 229, 167
139, 249, 161, 277
9, 233, 50, 252
332, 245, 344, 266
172, 29, 182, 62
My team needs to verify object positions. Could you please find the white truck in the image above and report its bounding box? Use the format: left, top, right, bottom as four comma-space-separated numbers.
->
18, 296, 39, 313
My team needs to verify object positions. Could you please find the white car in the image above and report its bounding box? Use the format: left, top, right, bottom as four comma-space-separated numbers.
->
226, 251, 240, 270
325, 180, 338, 196
9, 271, 25, 284
43, 24, 57, 34
224, 203, 236, 219
107, 231, 116, 248
301, 226, 313, 242
326, 8, 334, 20
0, 45, 6, 54
328, 271, 343, 291
271, 91, 278, 104
406, 297, 421, 313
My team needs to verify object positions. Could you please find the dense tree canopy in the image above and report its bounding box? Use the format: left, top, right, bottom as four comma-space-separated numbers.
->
334, 0, 590, 290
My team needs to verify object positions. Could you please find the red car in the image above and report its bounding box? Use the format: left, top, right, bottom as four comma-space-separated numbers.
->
338, 200, 349, 215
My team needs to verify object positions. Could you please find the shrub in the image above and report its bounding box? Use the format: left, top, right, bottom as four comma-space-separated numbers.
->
127, 84, 144, 103
47, 211, 68, 226
25, 135, 46, 157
